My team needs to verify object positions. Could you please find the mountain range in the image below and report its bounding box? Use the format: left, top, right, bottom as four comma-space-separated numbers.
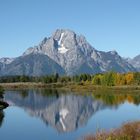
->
0, 29, 139, 76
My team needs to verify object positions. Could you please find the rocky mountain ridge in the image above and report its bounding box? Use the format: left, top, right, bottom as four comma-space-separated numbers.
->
0, 29, 138, 76
126, 55, 140, 71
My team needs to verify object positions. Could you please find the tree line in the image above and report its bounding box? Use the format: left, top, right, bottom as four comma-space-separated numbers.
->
0, 72, 140, 86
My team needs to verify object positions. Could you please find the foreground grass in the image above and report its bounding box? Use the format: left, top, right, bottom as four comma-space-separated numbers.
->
84, 121, 140, 140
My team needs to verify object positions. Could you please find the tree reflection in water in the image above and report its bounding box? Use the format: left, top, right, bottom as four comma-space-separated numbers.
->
92, 90, 140, 106
0, 110, 4, 127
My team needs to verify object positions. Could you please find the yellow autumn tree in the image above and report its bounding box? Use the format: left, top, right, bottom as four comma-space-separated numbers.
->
125, 73, 134, 85
114, 73, 126, 86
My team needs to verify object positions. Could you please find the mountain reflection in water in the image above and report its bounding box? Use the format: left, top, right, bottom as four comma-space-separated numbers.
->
4, 89, 140, 133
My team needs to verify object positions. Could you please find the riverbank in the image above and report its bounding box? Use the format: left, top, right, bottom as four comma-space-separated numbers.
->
0, 82, 140, 92
0, 82, 54, 89
84, 121, 140, 140
0, 100, 9, 109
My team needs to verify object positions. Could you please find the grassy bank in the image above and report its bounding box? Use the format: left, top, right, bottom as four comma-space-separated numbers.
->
62, 82, 140, 92
0, 82, 64, 90
1, 82, 140, 92
84, 121, 140, 140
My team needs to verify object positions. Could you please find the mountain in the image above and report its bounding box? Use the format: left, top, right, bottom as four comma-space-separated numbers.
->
0, 57, 14, 64
0, 29, 136, 76
0, 58, 15, 71
0, 54, 65, 76
127, 55, 140, 71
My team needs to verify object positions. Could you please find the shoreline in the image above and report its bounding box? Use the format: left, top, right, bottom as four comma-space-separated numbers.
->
0, 82, 140, 92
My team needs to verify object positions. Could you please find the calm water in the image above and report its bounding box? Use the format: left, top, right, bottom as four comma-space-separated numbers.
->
0, 89, 140, 140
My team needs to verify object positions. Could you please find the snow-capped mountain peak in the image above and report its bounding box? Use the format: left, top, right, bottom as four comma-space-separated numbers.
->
57, 32, 69, 54
0, 29, 137, 76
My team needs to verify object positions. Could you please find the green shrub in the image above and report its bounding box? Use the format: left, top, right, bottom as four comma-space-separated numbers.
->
0, 86, 4, 95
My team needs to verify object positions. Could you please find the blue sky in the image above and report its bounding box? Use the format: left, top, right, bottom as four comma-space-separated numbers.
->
0, 0, 140, 58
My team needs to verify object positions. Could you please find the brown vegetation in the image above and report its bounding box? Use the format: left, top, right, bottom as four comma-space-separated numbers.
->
84, 121, 140, 140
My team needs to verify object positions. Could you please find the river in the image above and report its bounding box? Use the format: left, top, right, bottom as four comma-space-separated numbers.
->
0, 89, 140, 140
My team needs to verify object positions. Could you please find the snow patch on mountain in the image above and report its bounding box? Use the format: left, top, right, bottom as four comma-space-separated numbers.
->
58, 32, 64, 45
57, 32, 69, 54
58, 44, 69, 54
